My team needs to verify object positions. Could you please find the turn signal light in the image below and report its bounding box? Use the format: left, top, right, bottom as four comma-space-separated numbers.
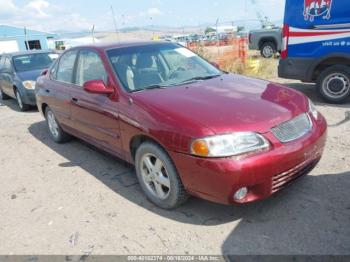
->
191, 140, 209, 157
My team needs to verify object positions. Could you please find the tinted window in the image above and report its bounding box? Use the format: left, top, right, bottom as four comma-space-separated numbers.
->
12, 53, 58, 72
75, 50, 107, 86
56, 51, 78, 83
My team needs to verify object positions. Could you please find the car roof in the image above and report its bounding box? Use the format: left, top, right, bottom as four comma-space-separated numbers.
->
72, 41, 177, 51
4, 50, 56, 57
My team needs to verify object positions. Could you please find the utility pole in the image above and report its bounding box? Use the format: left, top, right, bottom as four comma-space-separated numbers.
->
24, 26, 29, 50
111, 5, 119, 41
91, 24, 95, 43
215, 18, 220, 55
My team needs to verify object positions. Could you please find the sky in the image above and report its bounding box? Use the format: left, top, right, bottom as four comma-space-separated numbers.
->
0, 0, 286, 32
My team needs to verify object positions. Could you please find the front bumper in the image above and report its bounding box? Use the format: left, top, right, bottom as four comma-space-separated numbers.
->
170, 113, 327, 205
20, 89, 37, 106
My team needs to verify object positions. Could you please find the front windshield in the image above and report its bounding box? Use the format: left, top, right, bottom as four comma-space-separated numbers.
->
107, 43, 222, 92
13, 53, 59, 72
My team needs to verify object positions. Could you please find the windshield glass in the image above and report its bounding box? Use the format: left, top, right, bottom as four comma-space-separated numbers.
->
13, 53, 59, 72
107, 43, 222, 92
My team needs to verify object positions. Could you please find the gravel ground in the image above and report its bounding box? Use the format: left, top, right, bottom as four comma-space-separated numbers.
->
0, 81, 349, 256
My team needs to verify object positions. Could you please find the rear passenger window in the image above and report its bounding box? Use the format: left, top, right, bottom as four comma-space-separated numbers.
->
55, 51, 78, 83
75, 50, 107, 86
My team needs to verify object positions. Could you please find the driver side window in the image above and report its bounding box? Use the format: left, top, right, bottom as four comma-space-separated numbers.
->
75, 50, 107, 86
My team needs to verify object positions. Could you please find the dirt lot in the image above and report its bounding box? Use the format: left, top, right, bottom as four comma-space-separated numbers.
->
0, 81, 349, 256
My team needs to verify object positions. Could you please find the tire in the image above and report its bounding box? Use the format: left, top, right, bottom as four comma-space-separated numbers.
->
316, 65, 350, 104
0, 88, 10, 100
135, 142, 189, 209
45, 107, 72, 143
260, 42, 276, 58
15, 89, 30, 111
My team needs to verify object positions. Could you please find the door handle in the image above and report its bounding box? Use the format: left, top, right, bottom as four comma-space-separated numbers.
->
72, 98, 78, 102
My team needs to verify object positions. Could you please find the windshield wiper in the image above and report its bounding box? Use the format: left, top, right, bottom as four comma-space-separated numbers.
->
179, 74, 222, 84
129, 84, 168, 93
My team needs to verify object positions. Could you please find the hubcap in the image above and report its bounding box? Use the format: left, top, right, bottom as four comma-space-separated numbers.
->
323, 73, 350, 99
140, 153, 170, 200
263, 46, 274, 57
47, 111, 59, 138
16, 91, 23, 109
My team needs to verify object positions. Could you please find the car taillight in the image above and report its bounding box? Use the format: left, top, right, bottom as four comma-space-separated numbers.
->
281, 24, 290, 60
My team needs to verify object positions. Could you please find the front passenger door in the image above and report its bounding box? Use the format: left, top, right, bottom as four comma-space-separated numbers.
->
70, 49, 122, 157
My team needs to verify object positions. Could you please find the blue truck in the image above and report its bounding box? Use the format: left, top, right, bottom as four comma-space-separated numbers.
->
278, 0, 350, 103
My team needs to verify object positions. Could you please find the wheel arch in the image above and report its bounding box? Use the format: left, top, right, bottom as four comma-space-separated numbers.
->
129, 134, 168, 161
41, 103, 48, 117
309, 54, 350, 81
258, 37, 278, 50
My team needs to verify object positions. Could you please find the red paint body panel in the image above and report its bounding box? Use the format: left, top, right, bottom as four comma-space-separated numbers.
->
170, 114, 327, 204
35, 42, 328, 205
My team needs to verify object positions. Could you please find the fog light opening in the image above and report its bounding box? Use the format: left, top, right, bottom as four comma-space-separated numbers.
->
234, 187, 248, 201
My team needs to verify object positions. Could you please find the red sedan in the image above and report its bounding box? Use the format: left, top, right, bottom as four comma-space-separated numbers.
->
35, 42, 327, 209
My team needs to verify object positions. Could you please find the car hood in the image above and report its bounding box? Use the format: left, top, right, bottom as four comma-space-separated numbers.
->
16, 69, 45, 81
132, 74, 309, 134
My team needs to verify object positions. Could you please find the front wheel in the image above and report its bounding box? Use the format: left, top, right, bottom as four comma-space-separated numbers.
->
0, 88, 10, 100
135, 142, 189, 209
15, 90, 30, 111
45, 107, 72, 143
317, 65, 350, 104
260, 42, 276, 58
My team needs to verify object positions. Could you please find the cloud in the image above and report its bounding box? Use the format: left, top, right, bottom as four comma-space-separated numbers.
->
0, 0, 18, 16
25, 0, 50, 18
147, 7, 162, 16
0, 0, 94, 32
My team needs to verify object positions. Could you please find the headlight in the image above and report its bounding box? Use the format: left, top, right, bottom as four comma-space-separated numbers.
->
191, 132, 270, 158
22, 80, 36, 90
308, 99, 318, 120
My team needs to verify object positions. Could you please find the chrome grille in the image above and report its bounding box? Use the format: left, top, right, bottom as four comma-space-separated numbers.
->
271, 114, 312, 143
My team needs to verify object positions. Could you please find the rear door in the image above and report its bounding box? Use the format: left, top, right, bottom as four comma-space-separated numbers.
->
285, 0, 350, 58
69, 49, 122, 157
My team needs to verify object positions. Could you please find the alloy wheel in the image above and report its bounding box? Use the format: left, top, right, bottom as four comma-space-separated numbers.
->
16, 91, 23, 109
47, 110, 59, 139
140, 153, 171, 200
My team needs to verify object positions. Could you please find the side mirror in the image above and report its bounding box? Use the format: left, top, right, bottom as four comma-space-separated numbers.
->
41, 69, 49, 76
83, 79, 114, 95
210, 61, 220, 69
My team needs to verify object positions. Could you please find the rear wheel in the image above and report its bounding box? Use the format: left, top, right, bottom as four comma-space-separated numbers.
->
260, 42, 276, 58
0, 88, 10, 100
135, 142, 189, 209
15, 89, 30, 111
45, 107, 72, 143
317, 65, 350, 104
